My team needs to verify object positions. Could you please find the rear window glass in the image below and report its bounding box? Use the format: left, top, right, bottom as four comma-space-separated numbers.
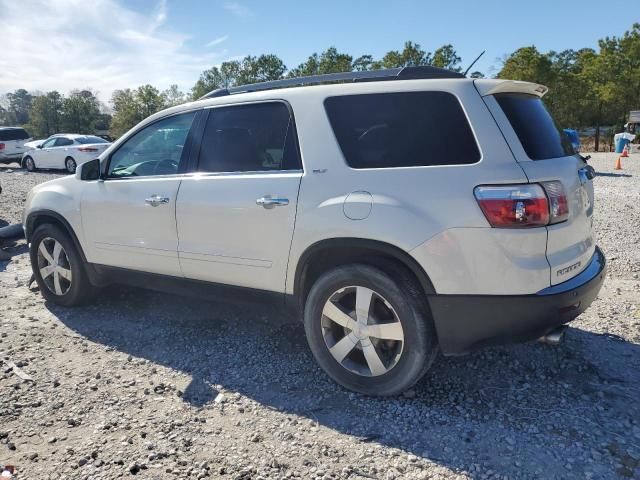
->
324, 92, 480, 168
495, 93, 573, 160
0, 128, 30, 141
76, 136, 109, 144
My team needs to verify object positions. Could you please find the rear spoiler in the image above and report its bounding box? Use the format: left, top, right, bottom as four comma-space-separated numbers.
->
474, 79, 548, 98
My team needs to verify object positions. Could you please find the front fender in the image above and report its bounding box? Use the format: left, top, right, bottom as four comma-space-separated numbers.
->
23, 176, 84, 248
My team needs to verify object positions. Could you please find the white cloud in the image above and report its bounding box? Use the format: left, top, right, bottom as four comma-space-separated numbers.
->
150, 0, 168, 32
205, 35, 229, 48
223, 2, 251, 19
0, 0, 226, 102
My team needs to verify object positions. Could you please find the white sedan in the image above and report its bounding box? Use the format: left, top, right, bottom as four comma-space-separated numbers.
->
22, 134, 111, 173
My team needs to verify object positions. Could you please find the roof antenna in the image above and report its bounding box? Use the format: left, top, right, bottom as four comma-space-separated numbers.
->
464, 50, 486, 77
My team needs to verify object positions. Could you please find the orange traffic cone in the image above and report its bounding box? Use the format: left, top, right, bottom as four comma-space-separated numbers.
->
621, 145, 629, 157
615, 156, 622, 170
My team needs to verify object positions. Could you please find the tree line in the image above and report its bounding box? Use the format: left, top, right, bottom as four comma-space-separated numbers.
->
498, 23, 640, 150
1, 24, 638, 149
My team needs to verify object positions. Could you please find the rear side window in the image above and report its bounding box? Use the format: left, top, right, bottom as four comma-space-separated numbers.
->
76, 136, 109, 144
324, 92, 480, 168
495, 93, 573, 160
0, 128, 30, 141
54, 137, 74, 146
198, 102, 300, 173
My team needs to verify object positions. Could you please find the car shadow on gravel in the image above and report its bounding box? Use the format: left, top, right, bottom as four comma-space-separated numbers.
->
48, 286, 640, 479
596, 171, 633, 178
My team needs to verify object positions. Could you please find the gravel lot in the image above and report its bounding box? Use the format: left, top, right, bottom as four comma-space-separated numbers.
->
0, 153, 639, 480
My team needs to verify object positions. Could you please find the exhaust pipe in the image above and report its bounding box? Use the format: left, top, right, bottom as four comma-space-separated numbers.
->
538, 326, 567, 345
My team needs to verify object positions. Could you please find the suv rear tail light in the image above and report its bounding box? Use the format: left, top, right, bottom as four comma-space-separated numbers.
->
475, 182, 569, 228
78, 146, 98, 152
475, 185, 549, 228
0, 143, 5, 150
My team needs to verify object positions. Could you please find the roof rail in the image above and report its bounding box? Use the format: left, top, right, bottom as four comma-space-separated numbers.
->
199, 66, 464, 100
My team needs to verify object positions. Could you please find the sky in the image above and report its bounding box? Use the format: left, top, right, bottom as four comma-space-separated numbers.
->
0, 0, 636, 104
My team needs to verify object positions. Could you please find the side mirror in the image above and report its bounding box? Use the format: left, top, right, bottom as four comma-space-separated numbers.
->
79, 158, 101, 181
37, 144, 43, 149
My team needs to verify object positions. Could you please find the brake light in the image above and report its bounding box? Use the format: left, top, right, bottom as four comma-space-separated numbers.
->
0, 143, 5, 150
475, 185, 549, 227
474, 183, 569, 228
78, 147, 98, 152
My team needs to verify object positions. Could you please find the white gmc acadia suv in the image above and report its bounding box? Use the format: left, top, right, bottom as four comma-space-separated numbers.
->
23, 67, 606, 395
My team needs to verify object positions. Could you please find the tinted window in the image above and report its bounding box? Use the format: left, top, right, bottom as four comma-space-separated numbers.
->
108, 112, 195, 178
495, 93, 573, 160
324, 92, 480, 168
198, 102, 300, 173
0, 128, 30, 141
54, 137, 74, 146
76, 136, 108, 144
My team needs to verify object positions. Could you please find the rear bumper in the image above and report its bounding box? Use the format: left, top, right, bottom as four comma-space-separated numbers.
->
429, 247, 606, 355
0, 153, 22, 162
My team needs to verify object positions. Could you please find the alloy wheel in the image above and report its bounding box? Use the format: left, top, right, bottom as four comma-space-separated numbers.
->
321, 286, 404, 377
66, 158, 76, 173
36, 237, 72, 296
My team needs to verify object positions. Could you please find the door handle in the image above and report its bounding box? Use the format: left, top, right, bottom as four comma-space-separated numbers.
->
145, 195, 170, 207
256, 196, 289, 208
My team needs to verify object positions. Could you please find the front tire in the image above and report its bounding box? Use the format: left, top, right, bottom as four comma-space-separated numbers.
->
29, 224, 94, 306
303, 264, 438, 396
24, 156, 36, 172
65, 157, 77, 173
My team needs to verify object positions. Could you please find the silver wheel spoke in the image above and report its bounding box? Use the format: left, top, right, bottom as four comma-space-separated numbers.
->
362, 343, 387, 376
39, 242, 54, 264
57, 267, 72, 281
329, 335, 357, 363
53, 271, 63, 295
322, 285, 404, 378
52, 241, 63, 264
355, 286, 374, 324
40, 265, 55, 279
362, 321, 404, 341
323, 301, 357, 330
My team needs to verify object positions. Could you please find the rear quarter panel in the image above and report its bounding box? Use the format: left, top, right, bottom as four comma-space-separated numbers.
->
283, 80, 541, 295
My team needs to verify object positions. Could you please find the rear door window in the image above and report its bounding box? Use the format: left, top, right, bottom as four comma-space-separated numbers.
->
198, 102, 301, 173
324, 92, 480, 168
494, 93, 573, 160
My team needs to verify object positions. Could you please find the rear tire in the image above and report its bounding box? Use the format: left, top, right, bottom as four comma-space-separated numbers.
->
29, 224, 95, 306
65, 157, 77, 173
303, 264, 438, 396
24, 156, 36, 172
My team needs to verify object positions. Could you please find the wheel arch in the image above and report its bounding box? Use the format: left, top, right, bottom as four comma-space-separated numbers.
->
25, 210, 88, 264
293, 238, 436, 309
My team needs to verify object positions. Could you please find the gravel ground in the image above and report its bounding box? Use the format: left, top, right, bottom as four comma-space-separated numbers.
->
0, 153, 639, 480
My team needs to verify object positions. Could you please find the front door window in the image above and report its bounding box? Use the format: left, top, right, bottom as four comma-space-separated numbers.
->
107, 112, 196, 178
